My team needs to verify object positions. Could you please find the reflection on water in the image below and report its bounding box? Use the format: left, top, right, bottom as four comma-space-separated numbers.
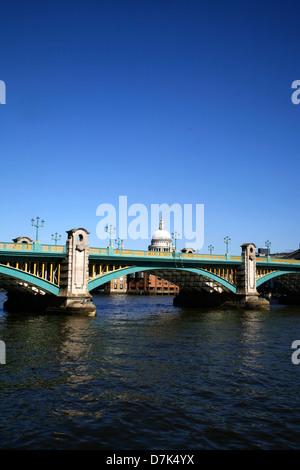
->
0, 291, 300, 449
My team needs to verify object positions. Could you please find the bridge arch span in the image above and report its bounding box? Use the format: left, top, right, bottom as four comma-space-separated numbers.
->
256, 270, 300, 287
88, 266, 237, 294
256, 270, 300, 294
0, 264, 60, 296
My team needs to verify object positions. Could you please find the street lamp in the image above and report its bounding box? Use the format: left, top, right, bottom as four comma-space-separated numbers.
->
31, 217, 44, 242
52, 233, 61, 246
208, 244, 214, 255
105, 224, 116, 247
265, 240, 271, 257
172, 231, 180, 252
115, 237, 123, 250
224, 236, 231, 255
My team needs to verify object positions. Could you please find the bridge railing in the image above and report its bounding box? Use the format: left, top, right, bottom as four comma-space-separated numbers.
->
1, 242, 299, 266
0, 242, 66, 253
256, 257, 300, 265
89, 249, 300, 265
89, 247, 243, 261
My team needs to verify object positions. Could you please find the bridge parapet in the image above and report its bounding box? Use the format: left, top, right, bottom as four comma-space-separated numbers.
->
1, 239, 300, 267
0, 242, 66, 254
88, 246, 242, 262
256, 257, 300, 265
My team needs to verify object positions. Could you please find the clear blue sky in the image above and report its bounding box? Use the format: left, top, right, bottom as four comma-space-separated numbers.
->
1, 0, 300, 254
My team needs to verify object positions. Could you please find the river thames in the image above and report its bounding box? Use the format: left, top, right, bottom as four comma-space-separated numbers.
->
0, 291, 300, 450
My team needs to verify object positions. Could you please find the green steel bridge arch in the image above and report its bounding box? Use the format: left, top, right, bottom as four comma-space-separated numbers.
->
0, 262, 299, 299
88, 265, 238, 293
0, 264, 60, 296
256, 270, 299, 288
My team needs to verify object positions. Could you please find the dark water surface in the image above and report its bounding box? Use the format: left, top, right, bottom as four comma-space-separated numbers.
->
1, 291, 300, 450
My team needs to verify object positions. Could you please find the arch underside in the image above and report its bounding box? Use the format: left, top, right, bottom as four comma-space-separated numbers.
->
257, 271, 300, 295
0, 265, 60, 296
88, 266, 237, 294
149, 270, 233, 293
1, 264, 300, 300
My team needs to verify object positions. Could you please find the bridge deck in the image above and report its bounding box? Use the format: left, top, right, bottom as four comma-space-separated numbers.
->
0, 242, 300, 268
0, 242, 300, 298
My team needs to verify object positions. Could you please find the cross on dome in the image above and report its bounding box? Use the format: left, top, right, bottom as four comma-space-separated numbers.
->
159, 214, 165, 230
148, 214, 174, 252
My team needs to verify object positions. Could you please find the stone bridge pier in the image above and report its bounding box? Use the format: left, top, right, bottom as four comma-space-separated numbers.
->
55, 237, 268, 313
174, 243, 270, 310
47, 228, 96, 316
234, 243, 269, 309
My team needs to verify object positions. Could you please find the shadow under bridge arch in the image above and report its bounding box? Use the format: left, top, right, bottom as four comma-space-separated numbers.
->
256, 270, 300, 294
0, 264, 60, 296
88, 266, 237, 294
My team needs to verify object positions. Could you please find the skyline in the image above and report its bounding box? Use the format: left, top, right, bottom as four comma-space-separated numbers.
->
1, 0, 300, 254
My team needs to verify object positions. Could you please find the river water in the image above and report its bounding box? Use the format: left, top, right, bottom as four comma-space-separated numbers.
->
0, 291, 300, 450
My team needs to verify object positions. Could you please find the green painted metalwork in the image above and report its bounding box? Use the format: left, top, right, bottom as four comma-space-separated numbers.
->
1, 242, 299, 268
88, 266, 237, 293
256, 270, 299, 287
256, 258, 300, 267
0, 242, 66, 256
1, 240, 300, 298
88, 253, 243, 269
1, 241, 300, 268
52, 233, 62, 245
0, 265, 60, 296
31, 216, 45, 243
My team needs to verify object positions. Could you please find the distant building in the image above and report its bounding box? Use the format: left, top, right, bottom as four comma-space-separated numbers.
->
148, 214, 174, 252
103, 275, 128, 294
257, 248, 268, 256
127, 272, 179, 295
102, 215, 180, 295
128, 214, 179, 294
280, 248, 300, 260
12, 237, 33, 244
257, 246, 300, 260
181, 247, 195, 254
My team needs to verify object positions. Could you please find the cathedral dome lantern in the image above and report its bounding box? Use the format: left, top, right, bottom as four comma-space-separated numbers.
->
148, 215, 174, 252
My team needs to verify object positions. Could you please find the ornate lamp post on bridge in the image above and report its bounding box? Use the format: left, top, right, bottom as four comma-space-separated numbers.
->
31, 217, 44, 250
52, 233, 62, 246
265, 240, 271, 260
224, 236, 231, 258
115, 237, 123, 250
208, 244, 214, 255
172, 231, 180, 253
105, 224, 116, 249
31, 216, 44, 242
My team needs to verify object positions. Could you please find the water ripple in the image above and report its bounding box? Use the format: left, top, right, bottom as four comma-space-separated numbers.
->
1, 293, 300, 449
